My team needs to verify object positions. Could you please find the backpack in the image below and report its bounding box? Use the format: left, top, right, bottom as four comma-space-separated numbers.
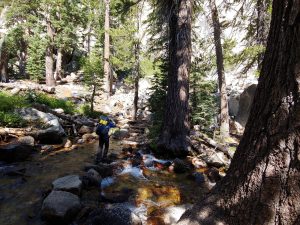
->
96, 124, 109, 135
96, 116, 110, 135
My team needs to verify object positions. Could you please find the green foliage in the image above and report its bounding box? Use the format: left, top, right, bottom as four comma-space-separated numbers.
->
0, 92, 28, 111
80, 52, 103, 86
27, 93, 75, 115
26, 34, 47, 81
148, 58, 168, 139
77, 104, 104, 119
0, 92, 28, 127
0, 112, 26, 128
191, 78, 218, 129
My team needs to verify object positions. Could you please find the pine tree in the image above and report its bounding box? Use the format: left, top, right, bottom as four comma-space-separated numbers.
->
178, 1, 300, 224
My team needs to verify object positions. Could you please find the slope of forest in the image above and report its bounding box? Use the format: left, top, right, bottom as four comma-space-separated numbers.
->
1, 0, 299, 225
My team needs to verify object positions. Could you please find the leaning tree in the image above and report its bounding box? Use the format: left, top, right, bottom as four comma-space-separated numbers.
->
157, 0, 192, 157
178, 0, 300, 224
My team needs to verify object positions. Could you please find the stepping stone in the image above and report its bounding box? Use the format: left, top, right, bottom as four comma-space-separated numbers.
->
52, 175, 82, 195
41, 190, 81, 223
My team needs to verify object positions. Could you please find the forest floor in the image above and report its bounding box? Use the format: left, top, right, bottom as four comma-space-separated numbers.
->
0, 78, 240, 225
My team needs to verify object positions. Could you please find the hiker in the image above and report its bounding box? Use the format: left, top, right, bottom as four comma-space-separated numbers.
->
96, 115, 116, 161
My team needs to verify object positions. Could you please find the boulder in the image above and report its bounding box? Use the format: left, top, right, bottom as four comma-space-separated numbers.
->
64, 139, 72, 148
160, 204, 192, 224
170, 158, 192, 173
228, 92, 240, 117
41, 190, 81, 223
85, 204, 142, 225
54, 108, 64, 114
0, 138, 35, 162
40, 145, 54, 153
84, 163, 115, 178
18, 136, 35, 146
82, 133, 96, 143
78, 125, 94, 135
204, 152, 230, 168
236, 84, 257, 126
113, 129, 130, 140
52, 175, 82, 195
17, 108, 66, 144
82, 169, 102, 188
77, 139, 84, 144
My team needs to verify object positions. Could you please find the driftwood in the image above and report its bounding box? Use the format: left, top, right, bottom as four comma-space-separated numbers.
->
0, 82, 55, 94
32, 103, 95, 127
193, 132, 233, 159
0, 127, 40, 137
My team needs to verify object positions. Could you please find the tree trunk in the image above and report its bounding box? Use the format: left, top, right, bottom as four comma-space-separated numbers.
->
55, 48, 63, 80
103, 0, 112, 97
19, 51, 27, 79
256, 0, 270, 71
132, 42, 140, 121
209, 0, 230, 140
45, 14, 55, 87
178, 1, 300, 224
158, 0, 192, 157
91, 84, 96, 113
133, 7, 141, 121
0, 38, 8, 83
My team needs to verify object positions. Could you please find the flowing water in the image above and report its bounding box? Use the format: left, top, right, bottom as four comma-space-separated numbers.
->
0, 140, 208, 225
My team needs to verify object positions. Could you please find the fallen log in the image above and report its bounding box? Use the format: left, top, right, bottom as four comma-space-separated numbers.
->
193, 132, 233, 159
32, 103, 95, 127
0, 82, 55, 94
0, 127, 39, 137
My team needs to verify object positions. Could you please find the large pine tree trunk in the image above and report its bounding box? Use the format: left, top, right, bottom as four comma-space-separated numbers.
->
209, 0, 230, 139
103, 0, 112, 97
0, 39, 8, 83
55, 48, 63, 80
178, 1, 300, 224
45, 14, 55, 87
132, 42, 140, 121
158, 0, 192, 157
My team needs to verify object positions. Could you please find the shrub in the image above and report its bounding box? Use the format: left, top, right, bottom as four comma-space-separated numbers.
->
0, 112, 26, 127
0, 92, 28, 127
77, 104, 104, 119
28, 93, 75, 115
0, 92, 28, 112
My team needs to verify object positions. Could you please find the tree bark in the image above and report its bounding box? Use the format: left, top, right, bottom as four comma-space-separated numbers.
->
209, 0, 230, 140
178, 1, 300, 224
0, 39, 8, 83
103, 0, 112, 98
45, 12, 55, 87
133, 7, 141, 121
132, 42, 140, 121
158, 0, 192, 157
91, 84, 96, 113
256, 0, 270, 71
55, 47, 63, 80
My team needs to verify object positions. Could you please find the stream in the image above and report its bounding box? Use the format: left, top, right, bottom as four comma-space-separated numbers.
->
0, 140, 209, 225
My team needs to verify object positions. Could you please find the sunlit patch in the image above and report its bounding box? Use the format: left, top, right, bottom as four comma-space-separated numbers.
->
180, 87, 187, 101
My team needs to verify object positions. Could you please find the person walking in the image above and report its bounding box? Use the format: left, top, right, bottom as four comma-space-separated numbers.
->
95, 115, 116, 162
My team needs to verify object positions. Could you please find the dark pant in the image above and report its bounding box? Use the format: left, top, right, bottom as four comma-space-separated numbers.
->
97, 136, 109, 160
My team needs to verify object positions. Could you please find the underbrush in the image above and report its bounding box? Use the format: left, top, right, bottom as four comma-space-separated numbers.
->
0, 92, 28, 127
77, 104, 105, 119
26, 92, 76, 115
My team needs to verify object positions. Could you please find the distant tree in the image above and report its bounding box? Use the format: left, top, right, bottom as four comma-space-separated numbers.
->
209, 0, 230, 139
0, 38, 9, 82
103, 0, 112, 97
178, 1, 300, 224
